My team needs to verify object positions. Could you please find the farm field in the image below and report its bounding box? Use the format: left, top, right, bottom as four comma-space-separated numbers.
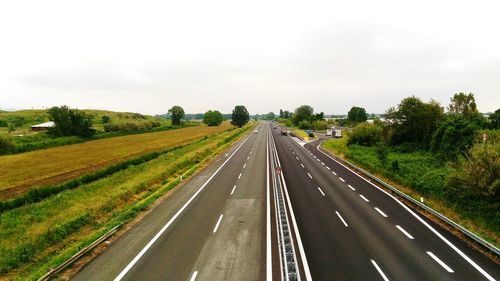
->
0, 123, 252, 280
0, 122, 232, 199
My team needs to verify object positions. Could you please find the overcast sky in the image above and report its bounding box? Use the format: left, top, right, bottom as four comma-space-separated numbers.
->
1, 0, 499, 115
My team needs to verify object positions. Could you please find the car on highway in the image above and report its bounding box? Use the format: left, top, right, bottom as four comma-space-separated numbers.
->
254, 130, 259, 133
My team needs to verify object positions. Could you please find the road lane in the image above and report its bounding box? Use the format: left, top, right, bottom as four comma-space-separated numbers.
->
271, 124, 499, 281
72, 123, 268, 281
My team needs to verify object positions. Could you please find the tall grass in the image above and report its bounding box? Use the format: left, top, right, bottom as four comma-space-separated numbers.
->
0, 123, 253, 280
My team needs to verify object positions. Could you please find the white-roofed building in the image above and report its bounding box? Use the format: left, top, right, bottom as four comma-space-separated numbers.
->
31, 121, 55, 131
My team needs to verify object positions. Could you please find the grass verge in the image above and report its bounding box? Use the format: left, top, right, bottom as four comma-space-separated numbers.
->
0, 122, 253, 280
322, 138, 499, 248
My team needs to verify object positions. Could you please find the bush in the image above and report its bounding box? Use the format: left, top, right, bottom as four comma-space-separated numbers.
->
312, 120, 328, 130
103, 120, 161, 132
431, 116, 482, 158
348, 123, 384, 146
48, 106, 94, 137
298, 120, 311, 129
448, 141, 499, 196
203, 110, 223, 126
0, 134, 13, 154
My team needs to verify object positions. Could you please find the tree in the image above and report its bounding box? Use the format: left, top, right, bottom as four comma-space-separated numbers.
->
292, 105, 314, 126
48, 106, 94, 137
203, 110, 223, 126
347, 106, 368, 123
489, 109, 500, 129
431, 115, 482, 157
448, 93, 479, 118
279, 109, 284, 118
101, 115, 111, 124
313, 112, 325, 121
385, 96, 444, 148
168, 105, 185, 126
283, 110, 291, 119
231, 105, 249, 127
265, 112, 276, 120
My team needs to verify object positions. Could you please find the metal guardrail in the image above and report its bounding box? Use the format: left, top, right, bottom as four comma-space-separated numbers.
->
317, 143, 500, 257
37, 223, 122, 281
270, 132, 300, 281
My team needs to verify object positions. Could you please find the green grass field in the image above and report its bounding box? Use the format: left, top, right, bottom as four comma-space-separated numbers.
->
322, 138, 499, 247
0, 122, 232, 199
0, 123, 253, 280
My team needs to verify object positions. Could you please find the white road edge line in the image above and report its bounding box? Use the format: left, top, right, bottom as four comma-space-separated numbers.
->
374, 207, 388, 217
112, 133, 253, 281
315, 142, 495, 281
348, 184, 356, 191
371, 259, 390, 281
271, 130, 312, 281
359, 194, 370, 202
231, 185, 237, 195
317, 187, 325, 196
307, 172, 313, 179
335, 211, 348, 227
266, 131, 272, 281
339, 177, 345, 182
213, 214, 224, 233
396, 225, 414, 240
427, 251, 454, 273
189, 271, 198, 281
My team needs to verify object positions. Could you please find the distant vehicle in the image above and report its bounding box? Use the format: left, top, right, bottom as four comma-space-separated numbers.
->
254, 130, 259, 133
326, 129, 333, 137
334, 129, 342, 138
281, 129, 288, 135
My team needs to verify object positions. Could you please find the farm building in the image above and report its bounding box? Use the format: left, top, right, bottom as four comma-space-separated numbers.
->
31, 121, 55, 131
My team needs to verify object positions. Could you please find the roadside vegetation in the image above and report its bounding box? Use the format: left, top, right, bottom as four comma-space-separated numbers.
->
0, 122, 232, 200
321, 93, 499, 246
0, 121, 254, 280
0, 107, 195, 155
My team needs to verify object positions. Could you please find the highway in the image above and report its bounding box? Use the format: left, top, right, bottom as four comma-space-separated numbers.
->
270, 123, 500, 280
70, 121, 499, 281
73, 123, 271, 281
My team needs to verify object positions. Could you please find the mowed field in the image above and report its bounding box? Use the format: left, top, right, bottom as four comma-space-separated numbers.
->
0, 122, 232, 199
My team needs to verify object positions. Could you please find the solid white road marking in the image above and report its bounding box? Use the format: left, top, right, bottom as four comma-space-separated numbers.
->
266, 133, 272, 281
326, 166, 331, 170
348, 184, 356, 191
396, 225, 414, 239
213, 214, 224, 233
189, 271, 198, 281
238, 173, 242, 179
231, 185, 237, 195
339, 177, 345, 182
371, 259, 390, 281
317, 187, 325, 196
335, 211, 348, 227
360, 194, 369, 202
375, 207, 388, 217
307, 172, 313, 179
427, 251, 454, 273
113, 133, 252, 281
300, 163, 305, 168
315, 141, 495, 281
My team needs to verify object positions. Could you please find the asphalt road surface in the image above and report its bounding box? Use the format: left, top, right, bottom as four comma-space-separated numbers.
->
270, 123, 500, 281
72, 122, 499, 281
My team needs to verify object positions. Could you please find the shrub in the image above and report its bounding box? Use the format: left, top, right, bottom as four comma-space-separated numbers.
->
203, 110, 223, 126
298, 120, 311, 129
348, 122, 384, 146
0, 134, 13, 154
312, 120, 328, 130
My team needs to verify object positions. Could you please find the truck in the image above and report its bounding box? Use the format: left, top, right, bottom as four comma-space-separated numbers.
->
334, 129, 342, 138
326, 129, 333, 137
